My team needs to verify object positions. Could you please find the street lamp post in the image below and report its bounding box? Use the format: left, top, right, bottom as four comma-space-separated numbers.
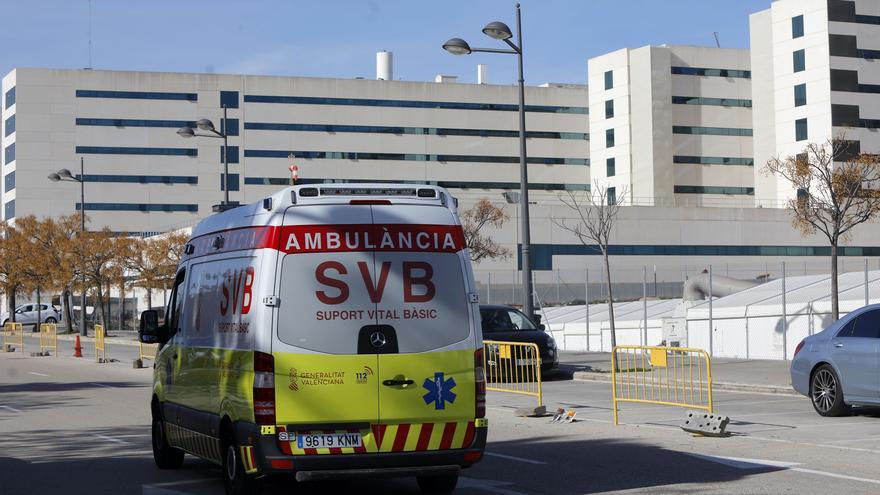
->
445, 3, 535, 319
48, 158, 87, 337
178, 105, 236, 212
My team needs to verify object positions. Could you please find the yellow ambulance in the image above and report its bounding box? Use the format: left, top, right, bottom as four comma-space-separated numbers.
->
139, 184, 487, 494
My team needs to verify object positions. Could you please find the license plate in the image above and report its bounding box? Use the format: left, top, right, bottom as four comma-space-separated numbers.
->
516, 359, 537, 366
297, 432, 363, 449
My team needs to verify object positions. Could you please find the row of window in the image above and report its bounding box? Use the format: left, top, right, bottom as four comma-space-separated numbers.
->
244, 122, 587, 140
75, 203, 198, 212
673, 156, 754, 166
829, 34, 880, 60
672, 126, 753, 137
80, 174, 198, 184
243, 94, 588, 114
524, 242, 880, 270
5, 87, 14, 109
76, 117, 242, 136
76, 89, 198, 101
4, 115, 13, 136
828, 0, 880, 25
671, 67, 751, 79
674, 185, 754, 195
243, 149, 589, 166
75, 146, 198, 156
246, 177, 590, 192
672, 96, 752, 108
830, 69, 880, 94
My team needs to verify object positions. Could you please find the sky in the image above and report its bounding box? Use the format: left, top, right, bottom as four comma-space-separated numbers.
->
0, 0, 771, 86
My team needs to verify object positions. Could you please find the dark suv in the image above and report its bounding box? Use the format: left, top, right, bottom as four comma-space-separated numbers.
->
479, 305, 559, 373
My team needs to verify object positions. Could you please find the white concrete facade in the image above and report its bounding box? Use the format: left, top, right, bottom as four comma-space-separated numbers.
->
589, 45, 754, 207
1, 68, 589, 233
751, 0, 880, 203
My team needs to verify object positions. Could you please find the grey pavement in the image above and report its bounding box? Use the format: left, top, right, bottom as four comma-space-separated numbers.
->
4, 350, 880, 494
557, 351, 795, 394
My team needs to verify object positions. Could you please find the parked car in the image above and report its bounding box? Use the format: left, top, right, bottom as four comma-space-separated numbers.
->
791, 304, 880, 416
1, 303, 63, 328
479, 305, 559, 374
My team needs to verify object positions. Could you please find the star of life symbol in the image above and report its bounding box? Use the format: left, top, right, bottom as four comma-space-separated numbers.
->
422, 372, 457, 410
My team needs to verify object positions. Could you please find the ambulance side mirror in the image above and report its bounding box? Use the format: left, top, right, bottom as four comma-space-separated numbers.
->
139, 310, 165, 344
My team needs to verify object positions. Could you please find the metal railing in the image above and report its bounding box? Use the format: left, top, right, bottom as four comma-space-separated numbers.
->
95, 324, 106, 362
482, 340, 543, 409
39, 323, 58, 356
611, 345, 713, 425
2, 322, 23, 353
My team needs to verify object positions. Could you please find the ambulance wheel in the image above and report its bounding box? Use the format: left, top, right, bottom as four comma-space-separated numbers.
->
223, 439, 261, 495
416, 473, 459, 494
151, 416, 184, 469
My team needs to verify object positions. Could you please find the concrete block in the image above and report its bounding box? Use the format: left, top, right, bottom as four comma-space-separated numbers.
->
133, 359, 144, 369
515, 405, 547, 417
680, 410, 730, 437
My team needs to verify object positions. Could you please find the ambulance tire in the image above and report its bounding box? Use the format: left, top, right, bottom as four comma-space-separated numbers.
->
416, 473, 459, 494
222, 435, 261, 495
151, 416, 184, 469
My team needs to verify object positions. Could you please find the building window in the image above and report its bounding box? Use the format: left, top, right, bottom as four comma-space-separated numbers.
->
606, 157, 616, 177
221, 118, 239, 136
76, 118, 197, 128
244, 94, 588, 114
795, 118, 808, 141
4, 143, 14, 164
670, 67, 751, 79
792, 15, 804, 38
80, 174, 198, 184
75, 146, 197, 156
794, 84, 807, 106
793, 49, 806, 72
607, 187, 617, 205
674, 185, 755, 195
221, 146, 240, 164
4, 171, 14, 192
221, 173, 240, 191
244, 149, 589, 166
604, 71, 613, 90
672, 126, 753, 136
4, 199, 14, 220
605, 99, 614, 118
76, 202, 199, 212
5, 87, 15, 109
220, 91, 240, 109
4, 115, 14, 136
673, 156, 754, 166
671, 96, 752, 107
245, 122, 586, 140
75, 89, 197, 101
606, 129, 615, 148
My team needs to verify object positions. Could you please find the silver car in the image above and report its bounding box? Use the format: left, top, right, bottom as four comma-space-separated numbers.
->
791, 304, 880, 416
0, 303, 62, 327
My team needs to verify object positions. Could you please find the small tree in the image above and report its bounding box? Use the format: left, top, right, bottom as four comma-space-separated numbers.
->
766, 138, 880, 320
460, 198, 511, 263
553, 182, 628, 352
0, 221, 23, 321
130, 231, 189, 309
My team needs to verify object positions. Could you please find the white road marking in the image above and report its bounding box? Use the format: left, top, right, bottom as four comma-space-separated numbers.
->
94, 434, 129, 444
459, 476, 530, 495
486, 452, 547, 465
0, 405, 22, 413
27, 371, 49, 377
687, 452, 880, 485
90, 382, 114, 388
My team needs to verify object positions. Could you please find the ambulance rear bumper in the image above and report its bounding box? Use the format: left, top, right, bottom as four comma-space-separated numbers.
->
235, 422, 487, 477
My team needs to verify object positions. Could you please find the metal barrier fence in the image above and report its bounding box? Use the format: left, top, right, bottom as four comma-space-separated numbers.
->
39, 323, 58, 356
611, 345, 713, 425
2, 322, 24, 353
95, 324, 106, 362
482, 340, 543, 409
139, 341, 158, 362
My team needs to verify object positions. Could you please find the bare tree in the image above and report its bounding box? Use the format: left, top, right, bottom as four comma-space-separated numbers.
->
553, 183, 627, 351
460, 198, 511, 263
766, 137, 880, 320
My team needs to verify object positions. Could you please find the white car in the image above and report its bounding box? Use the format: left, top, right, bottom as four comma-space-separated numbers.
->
1, 303, 62, 327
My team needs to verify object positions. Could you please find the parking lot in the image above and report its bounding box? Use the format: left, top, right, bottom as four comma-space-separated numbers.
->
3, 347, 880, 494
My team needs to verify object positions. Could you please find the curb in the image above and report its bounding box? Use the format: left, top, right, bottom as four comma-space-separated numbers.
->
572, 371, 799, 397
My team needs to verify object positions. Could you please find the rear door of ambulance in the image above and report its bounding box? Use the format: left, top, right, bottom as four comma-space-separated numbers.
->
273, 203, 380, 455
370, 203, 479, 455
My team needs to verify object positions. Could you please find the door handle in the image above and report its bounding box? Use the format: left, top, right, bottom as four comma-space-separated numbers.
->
834, 343, 844, 348
383, 379, 415, 387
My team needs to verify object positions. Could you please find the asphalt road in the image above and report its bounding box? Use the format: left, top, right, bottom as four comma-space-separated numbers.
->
3, 351, 880, 494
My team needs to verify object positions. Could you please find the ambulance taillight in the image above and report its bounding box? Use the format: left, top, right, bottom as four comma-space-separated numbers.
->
475, 348, 486, 418
253, 351, 276, 425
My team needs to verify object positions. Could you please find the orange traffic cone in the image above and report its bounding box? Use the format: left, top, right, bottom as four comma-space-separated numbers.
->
74, 335, 83, 358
